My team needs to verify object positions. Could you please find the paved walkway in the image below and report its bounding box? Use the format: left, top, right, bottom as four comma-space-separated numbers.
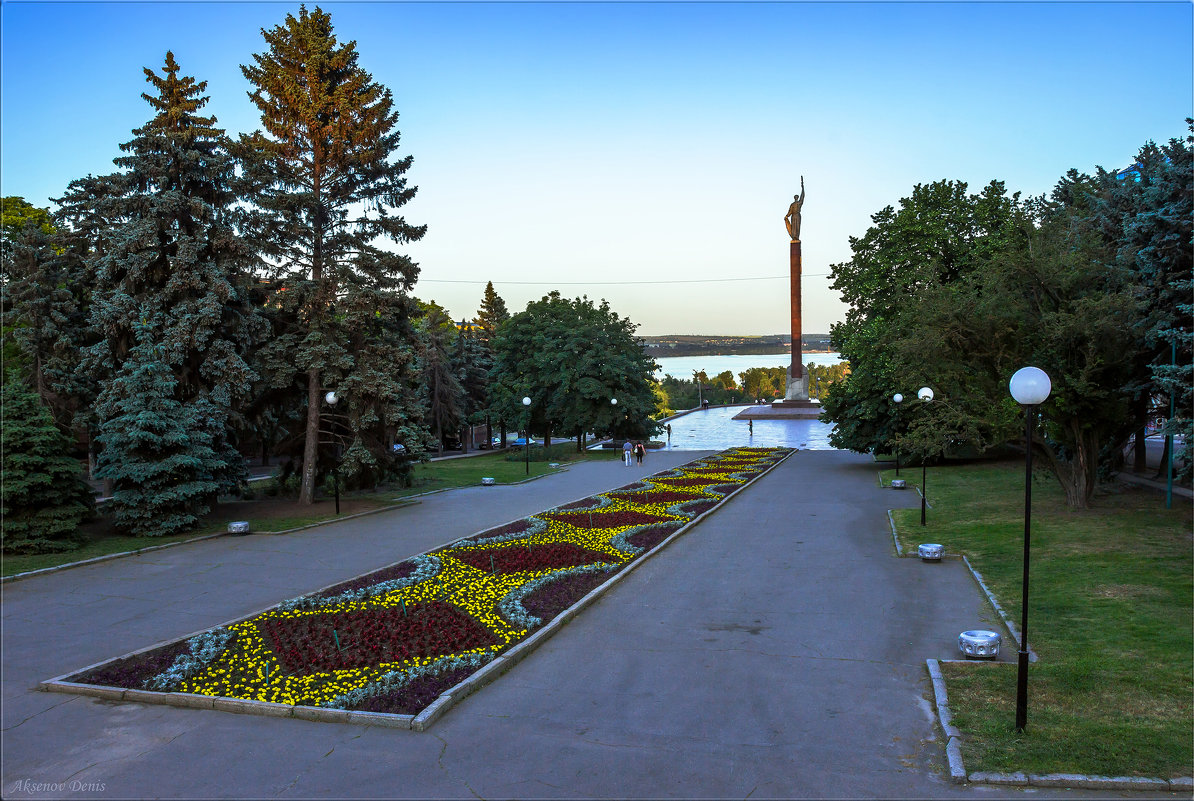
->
1, 450, 1141, 798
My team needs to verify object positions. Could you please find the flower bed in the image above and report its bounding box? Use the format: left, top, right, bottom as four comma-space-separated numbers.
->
60, 447, 791, 721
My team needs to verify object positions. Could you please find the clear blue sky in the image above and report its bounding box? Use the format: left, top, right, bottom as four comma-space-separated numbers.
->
2, 2, 1191, 336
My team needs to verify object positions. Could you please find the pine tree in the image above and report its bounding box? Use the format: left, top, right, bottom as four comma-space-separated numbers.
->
95, 319, 219, 536
85, 51, 263, 522
240, 5, 426, 504
474, 281, 510, 347
1, 382, 94, 554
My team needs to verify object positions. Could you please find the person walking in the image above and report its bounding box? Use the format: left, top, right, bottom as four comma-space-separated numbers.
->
634, 441, 645, 465
622, 439, 633, 467
749, 419, 753, 436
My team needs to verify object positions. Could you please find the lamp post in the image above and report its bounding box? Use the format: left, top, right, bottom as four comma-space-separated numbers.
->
522, 396, 532, 475
917, 387, 934, 525
324, 391, 341, 515
892, 393, 904, 476
1009, 366, 1051, 732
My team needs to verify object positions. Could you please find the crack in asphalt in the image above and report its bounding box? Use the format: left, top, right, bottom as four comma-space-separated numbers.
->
433, 733, 483, 800
60, 730, 188, 784
1, 695, 78, 732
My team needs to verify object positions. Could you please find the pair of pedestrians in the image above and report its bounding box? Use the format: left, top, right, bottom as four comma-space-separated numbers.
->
622, 440, 646, 466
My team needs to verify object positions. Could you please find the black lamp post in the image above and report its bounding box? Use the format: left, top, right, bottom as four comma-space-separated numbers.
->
892, 393, 904, 476
1009, 366, 1051, 732
522, 395, 531, 475
917, 387, 933, 525
325, 391, 341, 515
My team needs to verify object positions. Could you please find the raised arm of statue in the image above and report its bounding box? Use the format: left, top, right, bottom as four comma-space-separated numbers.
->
784, 176, 806, 241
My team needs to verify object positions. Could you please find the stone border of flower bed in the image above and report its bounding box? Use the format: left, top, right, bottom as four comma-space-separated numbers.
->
925, 658, 1190, 791
41, 448, 794, 731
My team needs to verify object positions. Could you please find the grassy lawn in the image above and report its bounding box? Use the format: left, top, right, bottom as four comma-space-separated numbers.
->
886, 461, 1192, 778
3, 447, 620, 578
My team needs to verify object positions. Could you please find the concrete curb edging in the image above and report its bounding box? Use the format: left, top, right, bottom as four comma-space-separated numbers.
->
4, 461, 579, 583
959, 555, 1036, 662
2, 531, 229, 584
886, 511, 903, 556
40, 448, 786, 732
926, 649, 1189, 791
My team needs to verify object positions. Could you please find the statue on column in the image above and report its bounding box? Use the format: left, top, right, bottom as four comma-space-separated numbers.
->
784, 176, 806, 242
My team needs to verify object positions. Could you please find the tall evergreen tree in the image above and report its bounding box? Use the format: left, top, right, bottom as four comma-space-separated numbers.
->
474, 281, 510, 347
1, 381, 93, 554
239, 5, 426, 504
85, 52, 263, 527
95, 319, 219, 536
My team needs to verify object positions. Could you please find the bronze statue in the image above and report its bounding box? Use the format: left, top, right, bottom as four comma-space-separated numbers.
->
784, 177, 806, 241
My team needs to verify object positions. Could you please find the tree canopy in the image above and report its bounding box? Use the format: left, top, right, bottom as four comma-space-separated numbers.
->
490, 293, 660, 443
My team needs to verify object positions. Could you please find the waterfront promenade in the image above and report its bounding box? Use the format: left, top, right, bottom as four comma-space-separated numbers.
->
1, 450, 1139, 799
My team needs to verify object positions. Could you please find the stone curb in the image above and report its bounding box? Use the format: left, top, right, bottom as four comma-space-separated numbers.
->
2, 501, 424, 584
39, 448, 766, 731
927, 655, 1190, 790
3, 461, 579, 582
959, 555, 1036, 662
2, 531, 228, 585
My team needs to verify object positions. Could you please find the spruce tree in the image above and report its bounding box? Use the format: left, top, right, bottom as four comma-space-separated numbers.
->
1, 382, 94, 554
95, 319, 219, 536
240, 5, 426, 504
474, 281, 510, 347
85, 52, 263, 529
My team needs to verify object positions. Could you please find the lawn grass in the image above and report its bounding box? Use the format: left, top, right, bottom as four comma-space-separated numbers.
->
886, 460, 1192, 778
2, 448, 619, 578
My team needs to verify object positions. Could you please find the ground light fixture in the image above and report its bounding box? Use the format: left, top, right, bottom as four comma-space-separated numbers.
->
522, 396, 532, 475
892, 393, 904, 475
1009, 365, 1051, 732
917, 387, 933, 525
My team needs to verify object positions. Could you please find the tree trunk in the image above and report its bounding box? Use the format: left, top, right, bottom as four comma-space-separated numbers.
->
299, 368, 320, 505
576, 427, 582, 452
500, 422, 507, 449
485, 415, 492, 448
544, 423, 552, 450
1154, 436, 1171, 482
1133, 427, 1147, 473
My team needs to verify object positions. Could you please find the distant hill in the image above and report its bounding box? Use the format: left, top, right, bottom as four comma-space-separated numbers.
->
641, 334, 833, 357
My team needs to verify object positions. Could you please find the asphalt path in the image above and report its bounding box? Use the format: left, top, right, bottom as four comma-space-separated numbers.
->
0, 450, 1156, 799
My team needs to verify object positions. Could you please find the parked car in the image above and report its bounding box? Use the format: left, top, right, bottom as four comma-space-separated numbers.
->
511, 437, 539, 447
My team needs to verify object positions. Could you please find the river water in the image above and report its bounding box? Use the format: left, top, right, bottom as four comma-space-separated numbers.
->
653, 352, 843, 380
659, 405, 836, 451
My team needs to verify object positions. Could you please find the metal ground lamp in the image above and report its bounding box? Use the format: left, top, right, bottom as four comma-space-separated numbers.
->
917, 387, 934, 525
1009, 365, 1051, 732
522, 396, 532, 475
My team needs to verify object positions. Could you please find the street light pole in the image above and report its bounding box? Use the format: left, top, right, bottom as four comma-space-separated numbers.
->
522, 396, 532, 475
1009, 366, 1052, 733
917, 387, 933, 525
325, 391, 341, 515
892, 393, 904, 476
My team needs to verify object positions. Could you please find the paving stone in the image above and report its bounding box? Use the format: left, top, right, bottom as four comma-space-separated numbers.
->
945, 738, 966, 783
211, 697, 294, 718
411, 695, 452, 732
291, 705, 352, 724
969, 771, 1027, 786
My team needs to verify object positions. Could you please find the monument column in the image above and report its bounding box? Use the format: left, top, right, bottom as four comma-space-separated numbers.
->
783, 178, 809, 402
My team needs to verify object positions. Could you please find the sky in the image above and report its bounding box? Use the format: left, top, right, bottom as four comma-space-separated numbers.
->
2, 2, 1191, 337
